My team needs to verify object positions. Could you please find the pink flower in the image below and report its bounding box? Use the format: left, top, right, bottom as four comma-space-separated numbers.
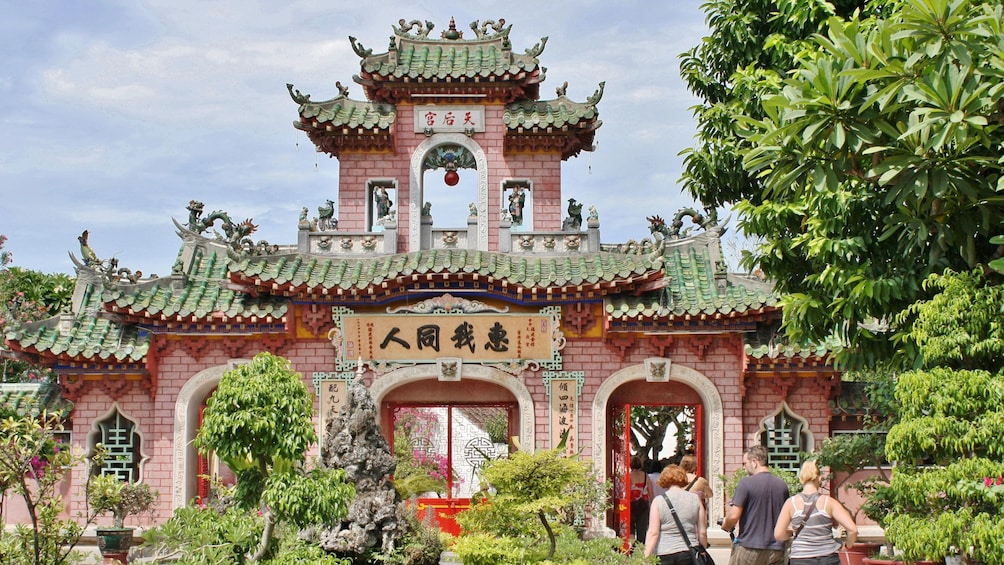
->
985, 477, 993, 487
997, 477, 1003, 486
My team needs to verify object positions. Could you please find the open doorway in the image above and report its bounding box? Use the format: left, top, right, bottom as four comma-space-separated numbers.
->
389, 402, 516, 535
608, 402, 704, 547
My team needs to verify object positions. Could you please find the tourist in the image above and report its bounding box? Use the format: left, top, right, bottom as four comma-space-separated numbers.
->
721, 445, 789, 565
644, 464, 707, 564
774, 460, 857, 565
629, 455, 654, 544
681, 454, 713, 506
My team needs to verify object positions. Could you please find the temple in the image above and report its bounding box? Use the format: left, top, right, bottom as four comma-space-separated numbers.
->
2, 17, 849, 541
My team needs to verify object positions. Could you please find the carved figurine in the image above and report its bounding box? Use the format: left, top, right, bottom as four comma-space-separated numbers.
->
374, 188, 393, 219
563, 198, 583, 231
78, 230, 101, 267
318, 199, 337, 231
508, 186, 526, 226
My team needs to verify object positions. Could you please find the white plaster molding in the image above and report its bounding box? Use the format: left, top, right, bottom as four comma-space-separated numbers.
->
591, 363, 726, 524
369, 364, 535, 451
409, 134, 489, 252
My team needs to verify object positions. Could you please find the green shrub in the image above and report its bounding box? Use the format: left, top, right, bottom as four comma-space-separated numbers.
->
452, 532, 524, 565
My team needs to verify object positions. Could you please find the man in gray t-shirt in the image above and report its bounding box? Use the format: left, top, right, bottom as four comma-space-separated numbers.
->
721, 446, 789, 565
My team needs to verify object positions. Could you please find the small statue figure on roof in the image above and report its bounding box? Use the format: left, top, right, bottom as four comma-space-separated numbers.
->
78, 230, 101, 267
563, 198, 583, 231
508, 186, 526, 226
422, 202, 433, 218
318, 199, 337, 231
374, 188, 393, 220
588, 205, 598, 221
469, 202, 478, 217
299, 207, 310, 229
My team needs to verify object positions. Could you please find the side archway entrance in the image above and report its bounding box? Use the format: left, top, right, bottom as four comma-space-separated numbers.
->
591, 363, 725, 538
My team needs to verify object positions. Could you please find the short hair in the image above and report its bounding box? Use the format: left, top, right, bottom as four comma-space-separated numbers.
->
658, 464, 689, 489
630, 455, 644, 470
680, 454, 698, 473
798, 459, 821, 486
745, 445, 769, 466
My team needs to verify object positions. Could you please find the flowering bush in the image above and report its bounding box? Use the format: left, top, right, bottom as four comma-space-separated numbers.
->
393, 408, 451, 498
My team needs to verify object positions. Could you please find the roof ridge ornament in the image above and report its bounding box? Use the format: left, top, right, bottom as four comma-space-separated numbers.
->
286, 83, 310, 104
348, 36, 372, 57
393, 19, 435, 39
587, 81, 605, 105
469, 19, 511, 41
524, 36, 548, 58
442, 17, 462, 40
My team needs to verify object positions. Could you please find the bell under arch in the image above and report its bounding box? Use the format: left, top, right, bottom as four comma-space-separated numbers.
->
408, 134, 489, 252
591, 363, 726, 523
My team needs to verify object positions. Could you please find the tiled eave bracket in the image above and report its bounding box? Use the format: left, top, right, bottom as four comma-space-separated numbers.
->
742, 356, 841, 403
230, 269, 665, 306
104, 302, 287, 329
295, 122, 394, 158
505, 126, 598, 160
607, 306, 774, 332
357, 71, 542, 104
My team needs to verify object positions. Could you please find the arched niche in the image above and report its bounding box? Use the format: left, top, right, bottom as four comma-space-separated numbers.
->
408, 134, 489, 251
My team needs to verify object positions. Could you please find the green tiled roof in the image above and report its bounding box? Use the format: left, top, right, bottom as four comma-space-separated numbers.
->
106, 245, 287, 322
0, 383, 72, 418
745, 335, 843, 360
295, 94, 396, 131
359, 27, 541, 83
606, 245, 776, 319
504, 89, 601, 131
232, 249, 663, 295
5, 284, 150, 363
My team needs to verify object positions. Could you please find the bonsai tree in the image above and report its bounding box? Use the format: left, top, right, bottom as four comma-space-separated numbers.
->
876, 269, 1004, 563
195, 352, 354, 562
86, 472, 157, 529
455, 440, 605, 561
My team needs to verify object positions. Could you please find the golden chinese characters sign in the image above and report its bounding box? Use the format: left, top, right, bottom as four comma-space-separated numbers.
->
341, 313, 553, 363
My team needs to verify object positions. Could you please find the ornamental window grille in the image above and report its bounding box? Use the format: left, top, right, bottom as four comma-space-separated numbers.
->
92, 408, 143, 481
759, 405, 810, 473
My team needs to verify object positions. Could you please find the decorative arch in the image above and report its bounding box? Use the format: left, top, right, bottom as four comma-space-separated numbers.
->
171, 360, 250, 509
591, 363, 726, 523
755, 400, 814, 473
86, 402, 151, 482
409, 134, 489, 251
369, 364, 535, 450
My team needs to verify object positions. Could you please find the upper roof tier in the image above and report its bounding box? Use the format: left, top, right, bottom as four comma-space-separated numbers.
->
352, 18, 545, 103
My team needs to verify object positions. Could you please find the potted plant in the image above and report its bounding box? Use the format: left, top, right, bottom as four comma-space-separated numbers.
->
87, 472, 158, 563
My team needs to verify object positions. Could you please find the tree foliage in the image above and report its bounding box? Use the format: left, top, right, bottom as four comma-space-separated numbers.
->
0, 412, 87, 565
455, 448, 605, 561
196, 352, 354, 562
0, 235, 74, 383
684, 0, 1004, 368
877, 269, 1004, 563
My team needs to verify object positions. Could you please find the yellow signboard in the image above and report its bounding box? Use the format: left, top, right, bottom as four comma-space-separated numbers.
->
341, 313, 553, 362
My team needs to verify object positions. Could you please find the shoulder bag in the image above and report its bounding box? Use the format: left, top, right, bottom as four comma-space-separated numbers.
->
661, 493, 715, 565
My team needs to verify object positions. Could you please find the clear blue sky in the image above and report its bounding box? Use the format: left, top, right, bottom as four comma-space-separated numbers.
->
0, 0, 713, 277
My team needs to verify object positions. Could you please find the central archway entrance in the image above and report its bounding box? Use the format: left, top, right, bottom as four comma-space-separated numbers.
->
372, 365, 534, 535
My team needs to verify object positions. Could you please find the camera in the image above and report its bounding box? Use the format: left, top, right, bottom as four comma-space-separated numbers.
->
716, 518, 725, 526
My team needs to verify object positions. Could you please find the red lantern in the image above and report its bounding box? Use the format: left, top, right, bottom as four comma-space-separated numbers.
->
444, 170, 460, 186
